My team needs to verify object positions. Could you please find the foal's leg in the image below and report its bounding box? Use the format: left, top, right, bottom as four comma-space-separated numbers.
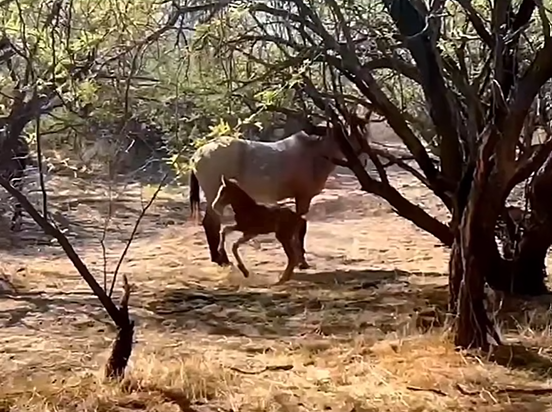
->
274, 230, 299, 285
295, 196, 312, 269
202, 207, 231, 266
218, 224, 237, 257
232, 234, 254, 278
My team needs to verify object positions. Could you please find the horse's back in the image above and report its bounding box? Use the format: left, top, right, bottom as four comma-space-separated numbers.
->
191, 137, 245, 202
238, 138, 301, 201
190, 132, 330, 205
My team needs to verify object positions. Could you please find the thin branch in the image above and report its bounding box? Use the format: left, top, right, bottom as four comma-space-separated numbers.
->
0, 175, 125, 326
455, 0, 494, 47
107, 171, 169, 297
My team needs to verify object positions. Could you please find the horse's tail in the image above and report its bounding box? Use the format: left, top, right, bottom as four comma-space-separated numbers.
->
189, 171, 201, 221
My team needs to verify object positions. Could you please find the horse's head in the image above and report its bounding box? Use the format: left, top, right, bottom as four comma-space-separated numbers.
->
212, 175, 249, 216
308, 125, 370, 168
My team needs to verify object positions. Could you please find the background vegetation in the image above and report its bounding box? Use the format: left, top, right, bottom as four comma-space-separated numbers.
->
2, 0, 552, 408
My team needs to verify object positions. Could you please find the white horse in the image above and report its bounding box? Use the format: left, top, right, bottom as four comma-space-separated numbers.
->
189, 129, 367, 267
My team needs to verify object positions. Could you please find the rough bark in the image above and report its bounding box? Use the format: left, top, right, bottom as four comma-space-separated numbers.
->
454, 183, 503, 349
448, 239, 462, 312
451, 130, 505, 349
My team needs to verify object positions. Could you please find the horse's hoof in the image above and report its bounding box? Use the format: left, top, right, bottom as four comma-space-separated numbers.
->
213, 256, 231, 266
215, 252, 232, 266
218, 258, 232, 267
298, 261, 310, 270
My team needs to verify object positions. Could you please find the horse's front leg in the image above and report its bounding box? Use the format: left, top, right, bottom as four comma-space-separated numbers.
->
232, 234, 254, 278
202, 207, 231, 266
295, 196, 312, 269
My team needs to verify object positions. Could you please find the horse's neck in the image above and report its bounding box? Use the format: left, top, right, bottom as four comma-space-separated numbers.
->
229, 190, 258, 214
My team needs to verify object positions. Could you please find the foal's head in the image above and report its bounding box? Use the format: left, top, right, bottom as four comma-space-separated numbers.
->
212, 176, 256, 216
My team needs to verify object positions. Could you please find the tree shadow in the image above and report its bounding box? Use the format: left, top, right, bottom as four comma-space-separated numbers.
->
143, 268, 450, 338
489, 343, 552, 380
0, 291, 116, 332
290, 268, 445, 288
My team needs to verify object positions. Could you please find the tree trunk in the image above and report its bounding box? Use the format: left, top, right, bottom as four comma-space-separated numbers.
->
105, 274, 135, 380
105, 321, 135, 379
448, 239, 462, 312
454, 200, 501, 349
452, 155, 503, 349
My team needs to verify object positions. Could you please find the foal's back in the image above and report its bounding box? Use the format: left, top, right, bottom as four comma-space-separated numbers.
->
234, 202, 302, 236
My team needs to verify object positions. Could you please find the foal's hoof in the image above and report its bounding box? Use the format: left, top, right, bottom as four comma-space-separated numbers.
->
237, 263, 250, 278
298, 261, 310, 270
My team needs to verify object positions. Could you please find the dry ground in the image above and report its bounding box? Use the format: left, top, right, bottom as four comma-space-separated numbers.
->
1, 151, 552, 411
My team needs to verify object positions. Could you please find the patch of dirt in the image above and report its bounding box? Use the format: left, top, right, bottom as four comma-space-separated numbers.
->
0, 160, 551, 411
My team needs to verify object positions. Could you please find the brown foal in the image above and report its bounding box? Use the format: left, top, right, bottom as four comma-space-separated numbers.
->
211, 175, 305, 285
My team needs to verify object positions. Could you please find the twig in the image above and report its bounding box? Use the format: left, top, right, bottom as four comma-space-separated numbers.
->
456, 383, 552, 396
107, 173, 168, 297
35, 105, 48, 221
100, 184, 112, 291
406, 386, 448, 396
455, 383, 478, 395
229, 364, 293, 375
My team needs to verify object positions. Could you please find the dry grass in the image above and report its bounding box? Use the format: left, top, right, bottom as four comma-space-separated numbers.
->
1, 166, 552, 412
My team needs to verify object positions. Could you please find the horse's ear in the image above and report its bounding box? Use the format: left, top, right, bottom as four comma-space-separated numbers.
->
221, 175, 230, 186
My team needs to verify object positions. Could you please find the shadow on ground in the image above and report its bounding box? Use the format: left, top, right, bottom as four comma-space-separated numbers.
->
489, 343, 552, 380
4, 266, 552, 385
0, 291, 117, 333
143, 268, 451, 338
0, 269, 451, 340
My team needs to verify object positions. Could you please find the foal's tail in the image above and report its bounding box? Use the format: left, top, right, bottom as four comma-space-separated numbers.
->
189, 171, 201, 221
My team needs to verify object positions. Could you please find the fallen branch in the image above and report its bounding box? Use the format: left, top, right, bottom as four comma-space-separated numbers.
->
406, 386, 448, 396
229, 364, 294, 374
456, 383, 552, 396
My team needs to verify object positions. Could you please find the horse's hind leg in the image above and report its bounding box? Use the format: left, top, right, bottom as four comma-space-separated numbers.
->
232, 234, 254, 278
202, 207, 231, 266
295, 196, 311, 269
